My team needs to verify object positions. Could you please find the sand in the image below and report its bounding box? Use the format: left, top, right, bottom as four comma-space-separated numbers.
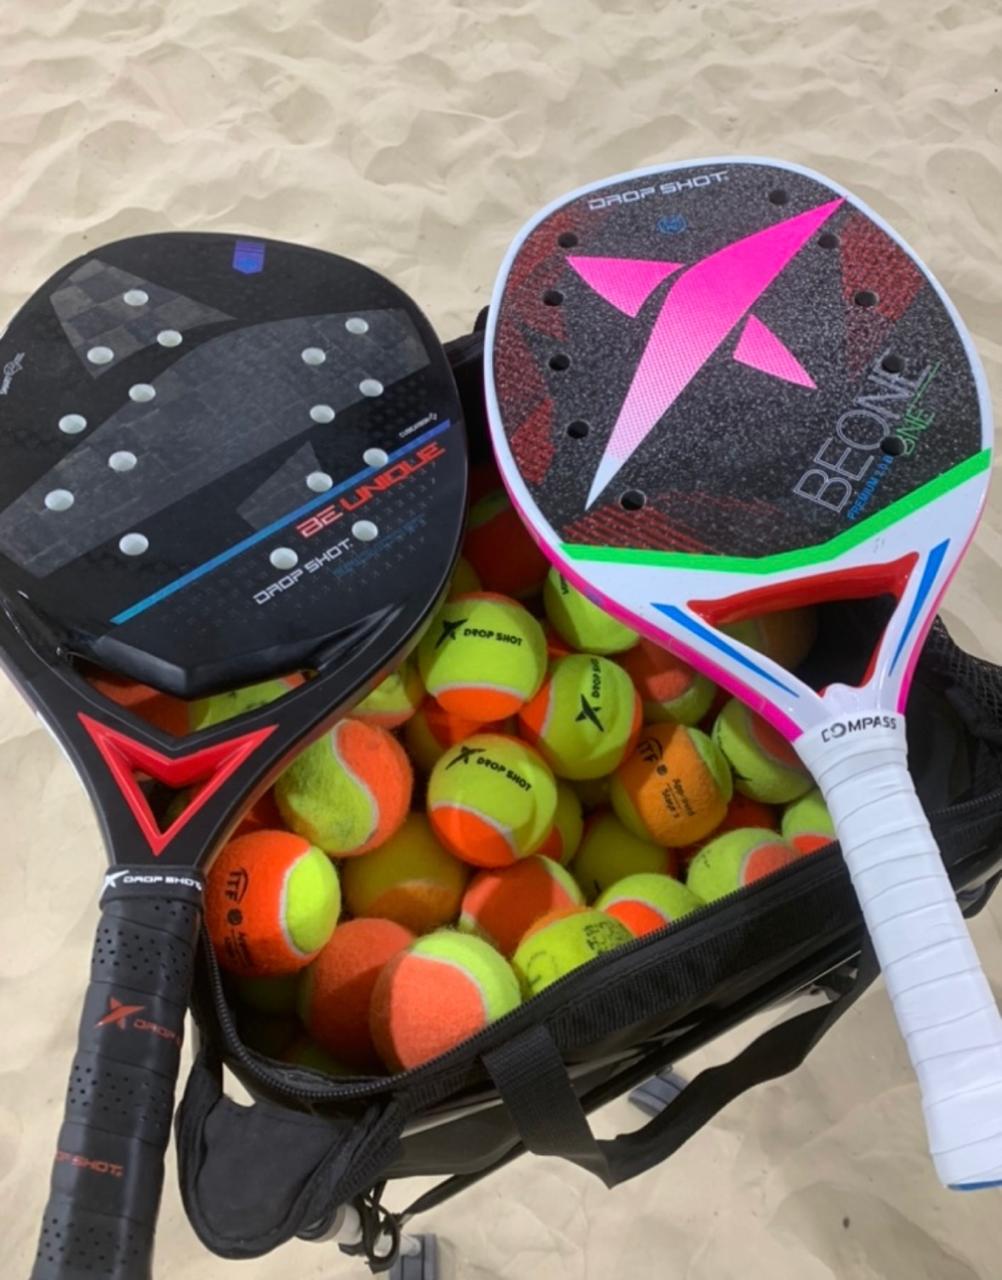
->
1, 0, 1001, 1275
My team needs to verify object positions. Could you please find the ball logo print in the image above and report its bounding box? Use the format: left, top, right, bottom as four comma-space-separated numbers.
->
436, 616, 466, 646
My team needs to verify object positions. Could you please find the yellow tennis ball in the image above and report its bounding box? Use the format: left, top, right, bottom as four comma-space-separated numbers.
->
542, 568, 638, 655
781, 787, 835, 854
427, 733, 558, 867
619, 639, 716, 726
686, 828, 800, 903
570, 810, 679, 901
611, 723, 732, 847
352, 658, 423, 729
722, 608, 818, 671
418, 591, 547, 721
276, 719, 413, 856
189, 674, 301, 731
518, 653, 642, 780
512, 907, 631, 997
712, 698, 813, 804
341, 813, 470, 933
536, 781, 584, 865
595, 873, 702, 937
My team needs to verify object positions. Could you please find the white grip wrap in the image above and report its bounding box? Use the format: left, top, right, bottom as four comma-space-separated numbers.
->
797, 714, 1002, 1189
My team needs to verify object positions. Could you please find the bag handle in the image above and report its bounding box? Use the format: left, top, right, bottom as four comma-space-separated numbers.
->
484, 943, 879, 1189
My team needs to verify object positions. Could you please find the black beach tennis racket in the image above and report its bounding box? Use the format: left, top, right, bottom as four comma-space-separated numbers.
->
0, 233, 466, 1278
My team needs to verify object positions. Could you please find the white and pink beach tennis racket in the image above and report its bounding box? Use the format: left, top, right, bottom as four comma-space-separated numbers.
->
485, 156, 1002, 1188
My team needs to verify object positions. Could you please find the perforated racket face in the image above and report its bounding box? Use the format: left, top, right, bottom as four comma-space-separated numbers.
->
0, 234, 465, 696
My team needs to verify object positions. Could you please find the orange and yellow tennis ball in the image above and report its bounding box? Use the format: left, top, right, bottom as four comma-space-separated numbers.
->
205, 830, 341, 977
427, 733, 558, 867
404, 697, 486, 773
611, 722, 732, 847
459, 855, 584, 956
596, 873, 702, 937
570, 810, 679, 901
511, 907, 631, 998
299, 918, 415, 1071
543, 569, 638, 655
686, 828, 800, 903
352, 658, 423, 729
518, 653, 642, 780
722, 607, 818, 671
417, 592, 547, 721
619, 639, 716, 726
781, 788, 835, 854
712, 698, 812, 804
463, 489, 549, 599
341, 813, 469, 934
276, 719, 412, 856
371, 930, 522, 1071
536, 781, 584, 865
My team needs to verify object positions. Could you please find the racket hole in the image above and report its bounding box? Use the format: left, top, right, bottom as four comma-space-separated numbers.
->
768, 188, 789, 205
881, 435, 905, 456
44, 489, 74, 512
567, 420, 590, 439
123, 289, 149, 306
549, 353, 571, 372
109, 451, 137, 473
270, 546, 298, 570
364, 447, 389, 468
352, 520, 379, 542
620, 489, 646, 511
854, 289, 879, 308
128, 383, 156, 403
818, 232, 839, 249
542, 290, 564, 306
87, 345, 114, 365
557, 231, 578, 248
301, 347, 326, 366
359, 378, 384, 397
58, 413, 87, 435
157, 329, 183, 348
119, 533, 149, 556
310, 404, 335, 424
306, 471, 333, 493
345, 317, 369, 334
881, 352, 904, 374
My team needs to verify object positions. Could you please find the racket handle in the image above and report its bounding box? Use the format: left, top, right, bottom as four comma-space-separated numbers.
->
798, 717, 1002, 1189
30, 870, 202, 1280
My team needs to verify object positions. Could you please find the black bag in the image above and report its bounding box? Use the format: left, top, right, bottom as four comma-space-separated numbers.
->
175, 328, 1002, 1272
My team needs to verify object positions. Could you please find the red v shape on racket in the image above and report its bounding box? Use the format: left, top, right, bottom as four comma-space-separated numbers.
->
485, 157, 1002, 1189
0, 233, 466, 1278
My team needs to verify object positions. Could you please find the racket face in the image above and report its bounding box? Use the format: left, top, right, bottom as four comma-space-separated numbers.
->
0, 234, 465, 698
486, 158, 992, 733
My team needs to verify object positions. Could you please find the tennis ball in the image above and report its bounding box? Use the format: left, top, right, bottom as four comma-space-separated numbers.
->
677, 792, 779, 870
276, 719, 412, 857
712, 698, 812, 804
463, 489, 549, 598
722, 608, 818, 671
231, 972, 299, 1015
512, 907, 631, 997
341, 813, 469, 933
282, 1038, 350, 1076
371, 930, 522, 1070
404, 697, 486, 773
537, 782, 584, 865
571, 774, 612, 811
611, 723, 732, 847
570, 810, 678, 901
189, 674, 302, 731
459, 855, 584, 955
428, 733, 558, 867
299, 918, 415, 1070
352, 658, 423, 729
89, 673, 188, 737
543, 569, 638, 656
518, 653, 642, 781
596, 873, 702, 937
781, 788, 835, 854
687, 828, 800, 903
619, 639, 716, 726
448, 555, 481, 598
205, 830, 340, 977
417, 592, 547, 721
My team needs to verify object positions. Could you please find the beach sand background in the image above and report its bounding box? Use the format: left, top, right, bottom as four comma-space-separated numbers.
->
1, 1, 1001, 1276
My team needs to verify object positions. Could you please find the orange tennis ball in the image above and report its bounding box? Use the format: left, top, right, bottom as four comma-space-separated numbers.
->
341, 813, 469, 933
459, 855, 584, 955
463, 489, 549, 598
619, 638, 716, 726
371, 931, 522, 1071
687, 828, 800, 902
205, 830, 341, 977
404, 697, 487, 773
275, 719, 412, 856
611, 723, 732, 847
299, 918, 415, 1070
536, 782, 584, 865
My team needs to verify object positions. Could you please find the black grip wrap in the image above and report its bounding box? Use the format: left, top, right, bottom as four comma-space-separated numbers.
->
31, 870, 203, 1280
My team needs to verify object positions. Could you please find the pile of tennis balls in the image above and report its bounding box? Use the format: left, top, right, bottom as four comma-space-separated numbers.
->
199, 479, 835, 1078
